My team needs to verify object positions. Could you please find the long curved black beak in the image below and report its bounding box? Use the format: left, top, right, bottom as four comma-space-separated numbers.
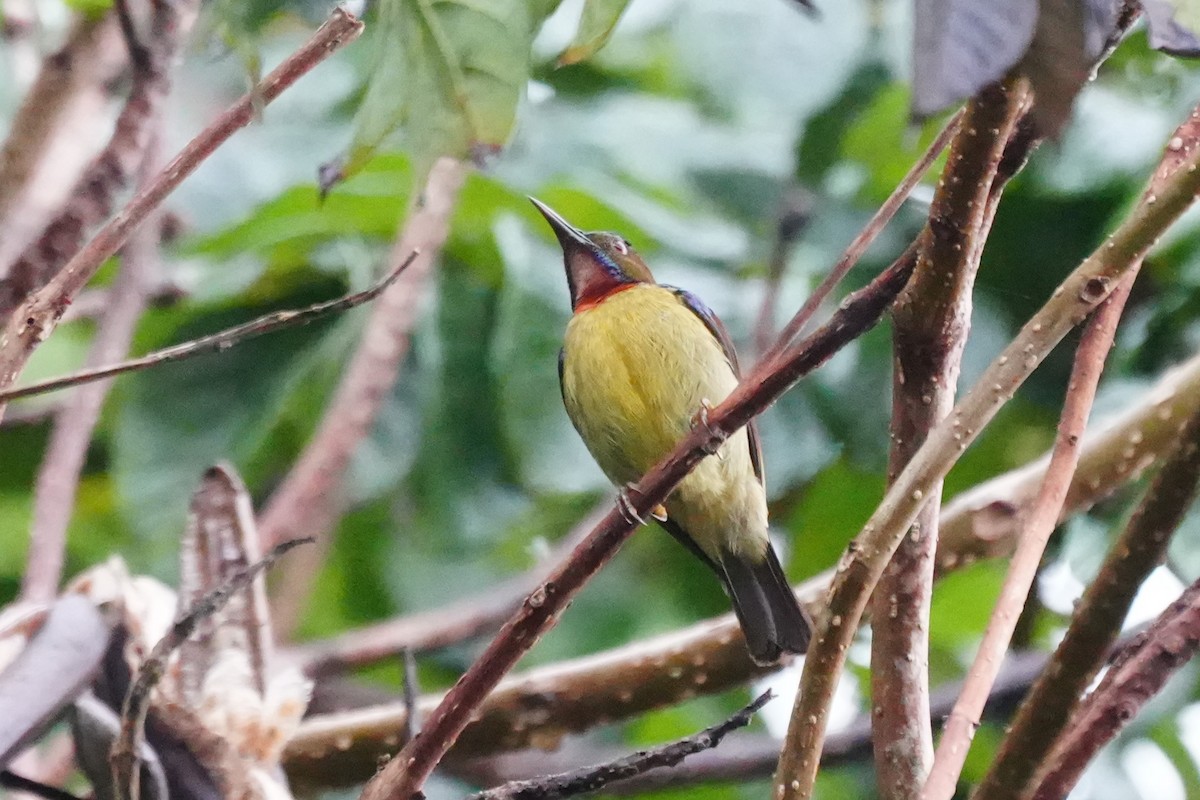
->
529, 197, 594, 253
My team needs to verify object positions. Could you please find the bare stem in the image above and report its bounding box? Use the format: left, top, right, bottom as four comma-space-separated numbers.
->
464, 692, 773, 800
0, 251, 417, 406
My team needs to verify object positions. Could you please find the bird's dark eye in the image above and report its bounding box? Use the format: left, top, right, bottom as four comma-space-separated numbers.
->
613, 239, 629, 255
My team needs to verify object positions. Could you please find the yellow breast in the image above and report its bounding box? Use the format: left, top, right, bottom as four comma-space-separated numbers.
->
560, 284, 768, 560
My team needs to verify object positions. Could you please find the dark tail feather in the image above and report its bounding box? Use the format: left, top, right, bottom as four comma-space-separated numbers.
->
720, 546, 812, 665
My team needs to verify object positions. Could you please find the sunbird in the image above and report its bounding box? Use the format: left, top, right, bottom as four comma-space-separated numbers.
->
532, 198, 812, 664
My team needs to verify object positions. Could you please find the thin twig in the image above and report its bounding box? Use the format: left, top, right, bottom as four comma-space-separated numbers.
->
757, 108, 962, 366
0, 250, 418, 405
110, 537, 312, 800
21, 134, 164, 605
1030, 574, 1200, 800
0, 6, 365, 403
464, 692, 774, 800
262, 158, 466, 637
873, 80, 1026, 800
773, 102, 1200, 800
976, 402, 1200, 800
356, 241, 917, 800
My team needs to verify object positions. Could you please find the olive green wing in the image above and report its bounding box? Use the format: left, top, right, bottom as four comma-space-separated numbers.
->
665, 286, 765, 485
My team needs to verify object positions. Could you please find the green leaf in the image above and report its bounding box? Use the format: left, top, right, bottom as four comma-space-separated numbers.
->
558, 0, 632, 66
342, 0, 548, 184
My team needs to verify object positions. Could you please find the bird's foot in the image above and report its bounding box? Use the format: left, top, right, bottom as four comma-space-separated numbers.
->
691, 398, 723, 455
617, 486, 648, 526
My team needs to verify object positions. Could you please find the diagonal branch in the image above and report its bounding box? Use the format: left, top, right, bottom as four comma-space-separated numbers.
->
0, 250, 418, 406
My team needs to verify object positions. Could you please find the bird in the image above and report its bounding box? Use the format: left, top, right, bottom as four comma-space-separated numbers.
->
531, 197, 812, 664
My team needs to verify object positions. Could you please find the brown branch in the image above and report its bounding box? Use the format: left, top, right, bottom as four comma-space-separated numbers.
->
873, 80, 1026, 800
0, 12, 127, 268
262, 157, 466, 637
1030, 573, 1200, 800
975, 374, 1200, 800
0, 7, 365, 406
758, 108, 962, 365
110, 537, 312, 800
0, 0, 191, 319
291, 503, 604, 677
0, 250, 418, 406
773, 102, 1200, 800
354, 241, 916, 800
21, 135, 164, 605
464, 692, 773, 800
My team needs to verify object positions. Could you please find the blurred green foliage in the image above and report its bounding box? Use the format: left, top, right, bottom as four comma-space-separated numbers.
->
5, 0, 1200, 798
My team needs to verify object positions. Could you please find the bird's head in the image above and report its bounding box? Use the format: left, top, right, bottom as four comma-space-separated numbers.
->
530, 197, 654, 311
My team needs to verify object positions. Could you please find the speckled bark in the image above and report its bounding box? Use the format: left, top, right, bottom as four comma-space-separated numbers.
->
871, 81, 1027, 800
